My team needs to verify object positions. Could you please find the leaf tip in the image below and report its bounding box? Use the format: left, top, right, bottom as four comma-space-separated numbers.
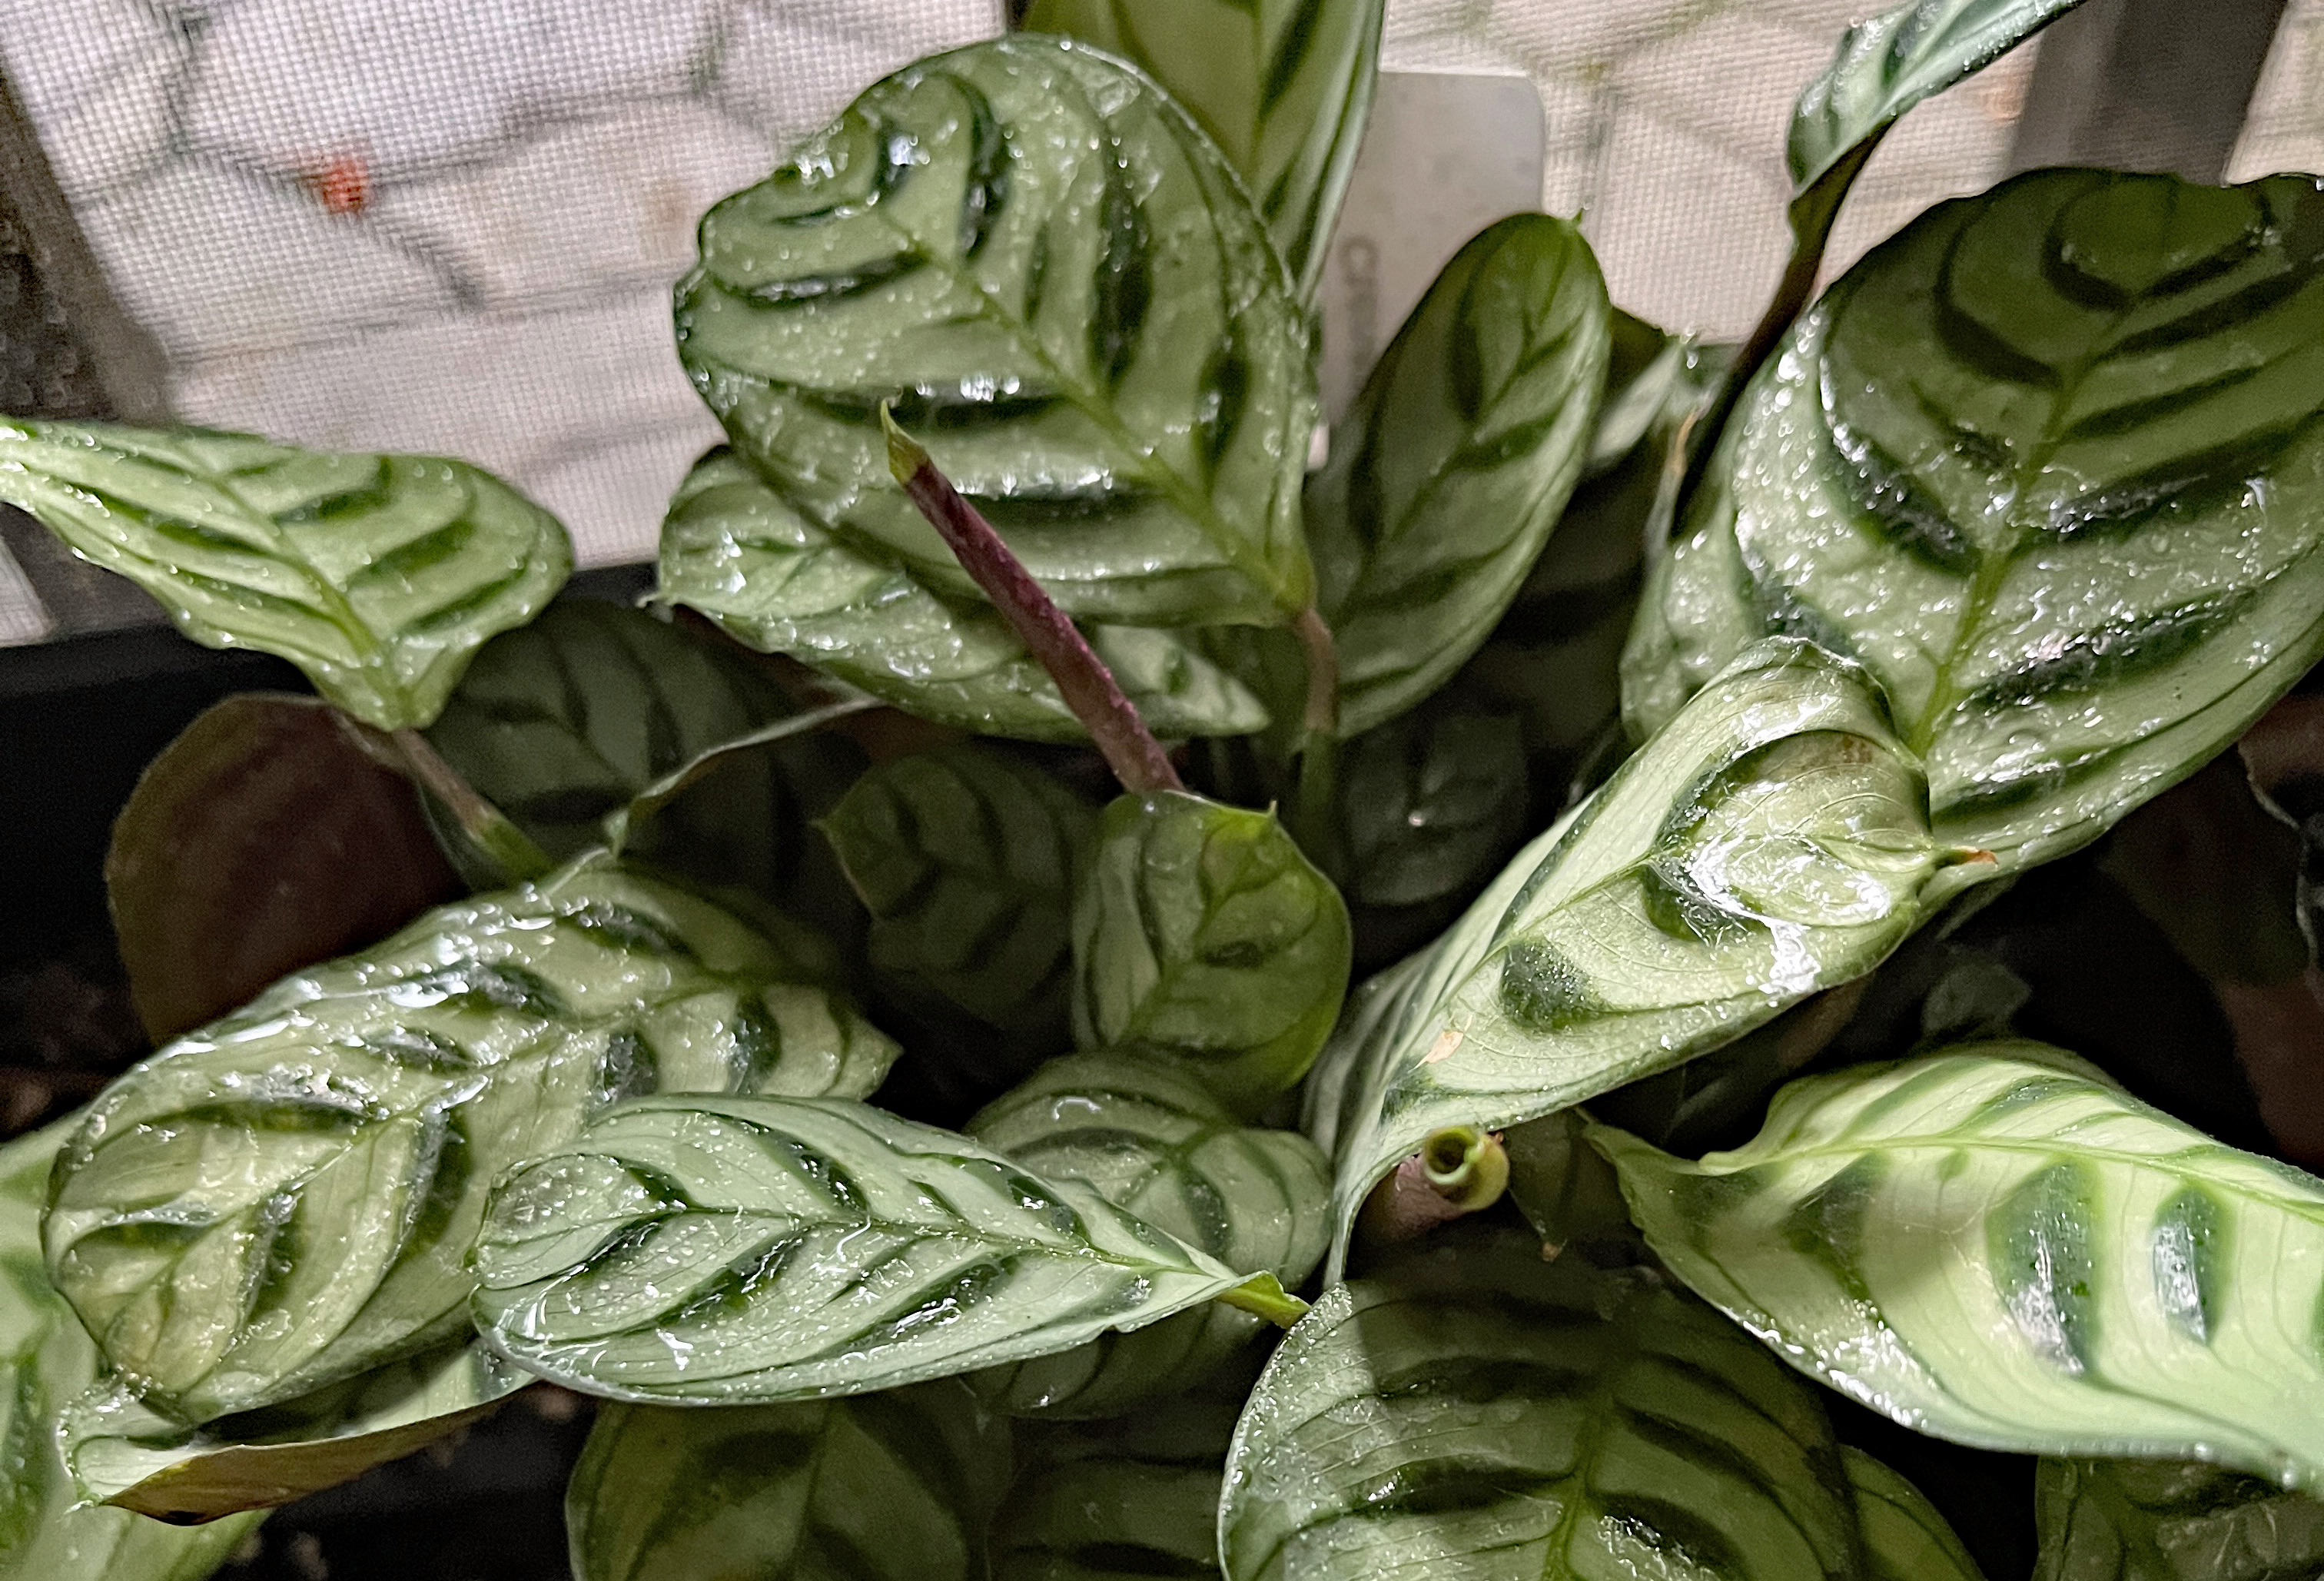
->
1217, 1276, 1308, 1329
878, 401, 929, 487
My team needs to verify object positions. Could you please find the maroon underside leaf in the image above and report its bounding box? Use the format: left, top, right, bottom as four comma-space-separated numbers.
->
107, 692, 463, 1041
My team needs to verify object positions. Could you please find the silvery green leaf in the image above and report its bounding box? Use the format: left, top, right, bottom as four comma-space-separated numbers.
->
566, 1380, 1011, 1581
1074, 791, 1352, 1117
426, 597, 864, 895
822, 744, 1097, 1047
1308, 214, 1612, 736
964, 1051, 1329, 1417
1217, 1234, 1870, 1581
659, 449, 1270, 742
1019, 0, 1382, 303
1626, 168, 2324, 875
60, 1337, 526, 1521
1848, 1447, 1987, 1581
469, 1094, 1304, 1403
675, 36, 1316, 629
2034, 1456, 2324, 1581
1592, 1040, 2324, 1490
0, 420, 570, 729
0, 1120, 261, 1577
44, 854, 897, 1422
1314, 638, 1958, 1272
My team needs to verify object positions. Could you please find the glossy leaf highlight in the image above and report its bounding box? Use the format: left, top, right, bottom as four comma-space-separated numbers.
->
0, 420, 570, 729
1596, 1041, 2324, 1491
470, 1094, 1303, 1403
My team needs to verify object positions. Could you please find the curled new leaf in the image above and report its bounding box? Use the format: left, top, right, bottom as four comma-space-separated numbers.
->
1074, 791, 1353, 1116
2034, 1456, 2324, 1580
822, 744, 1096, 1047
1628, 168, 2324, 873
1594, 1041, 2324, 1490
1217, 1234, 1869, 1581
0, 420, 570, 729
0, 1120, 261, 1575
44, 855, 896, 1421
675, 36, 1316, 628
1021, 0, 1381, 301
1307, 214, 1612, 736
107, 692, 461, 1041
659, 449, 1270, 742
567, 1380, 1011, 1581
469, 1094, 1305, 1403
61, 1337, 526, 1521
964, 1051, 1329, 1416
1312, 638, 1957, 1270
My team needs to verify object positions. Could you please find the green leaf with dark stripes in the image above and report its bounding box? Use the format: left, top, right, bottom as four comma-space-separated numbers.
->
659, 448, 1271, 742
675, 36, 1316, 629
1333, 706, 1528, 913
566, 1379, 1011, 1581
1848, 1447, 1987, 1581
1018, 0, 1383, 301
0, 420, 570, 729
426, 597, 863, 901
43, 854, 896, 1423
2034, 1456, 2324, 1580
1217, 1234, 1871, 1581
1593, 1041, 2324, 1490
0, 1119, 261, 1576
963, 1051, 1328, 1417
1306, 214, 1612, 736
469, 1094, 1304, 1403
1074, 791, 1351, 1117
1310, 638, 1961, 1273
1628, 168, 2324, 875
822, 744, 1097, 1048
59, 1336, 526, 1521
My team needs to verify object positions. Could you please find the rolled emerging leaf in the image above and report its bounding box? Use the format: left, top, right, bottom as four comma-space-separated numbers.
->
1307, 213, 1612, 736
676, 36, 1316, 629
44, 854, 896, 1423
61, 1338, 526, 1521
2034, 1456, 2324, 1580
1628, 168, 2324, 874
1311, 638, 1960, 1270
566, 1380, 1011, 1581
0, 420, 570, 729
823, 744, 1096, 1046
469, 1094, 1304, 1403
964, 1051, 1329, 1416
660, 449, 1270, 742
1021, 0, 1382, 301
1594, 1041, 2324, 1491
1074, 791, 1353, 1116
1217, 1234, 1870, 1581
0, 1119, 261, 1574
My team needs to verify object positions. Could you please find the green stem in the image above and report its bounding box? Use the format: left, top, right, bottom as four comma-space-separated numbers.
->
882, 405, 1184, 796
389, 726, 553, 885
1290, 605, 1342, 856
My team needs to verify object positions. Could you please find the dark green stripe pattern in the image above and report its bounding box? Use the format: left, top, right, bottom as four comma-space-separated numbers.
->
1625, 168, 2324, 874
2034, 1456, 2324, 1580
1306, 214, 1612, 736
1307, 639, 1954, 1274
1218, 1235, 1872, 1581
567, 1380, 1010, 1581
1848, 1447, 1987, 1580
468, 1094, 1299, 1403
1073, 792, 1351, 1118
43, 855, 896, 1423
1019, 0, 1384, 302
0, 1121, 261, 1579
659, 448, 1271, 742
674, 37, 1316, 629
964, 1052, 1328, 1417
822, 743, 1097, 1045
1594, 1041, 2324, 1492
0, 420, 570, 730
